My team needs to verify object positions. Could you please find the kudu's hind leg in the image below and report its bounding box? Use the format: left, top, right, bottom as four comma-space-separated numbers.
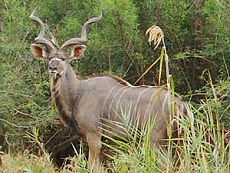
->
86, 132, 102, 170
150, 127, 168, 147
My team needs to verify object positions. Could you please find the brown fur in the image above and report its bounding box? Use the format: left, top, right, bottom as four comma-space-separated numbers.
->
107, 75, 131, 86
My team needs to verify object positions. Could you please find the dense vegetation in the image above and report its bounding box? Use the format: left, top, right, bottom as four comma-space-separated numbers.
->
0, 0, 229, 172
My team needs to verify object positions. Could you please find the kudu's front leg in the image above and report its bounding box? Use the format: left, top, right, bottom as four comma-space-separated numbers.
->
86, 132, 102, 170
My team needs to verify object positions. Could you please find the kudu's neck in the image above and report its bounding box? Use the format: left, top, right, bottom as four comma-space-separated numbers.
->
50, 63, 83, 111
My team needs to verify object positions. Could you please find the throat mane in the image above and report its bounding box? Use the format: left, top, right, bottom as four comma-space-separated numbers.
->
51, 77, 75, 128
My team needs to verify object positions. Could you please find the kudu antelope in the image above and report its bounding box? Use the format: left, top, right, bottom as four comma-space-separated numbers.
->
30, 11, 188, 168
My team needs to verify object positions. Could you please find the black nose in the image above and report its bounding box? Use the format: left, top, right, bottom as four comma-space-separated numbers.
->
49, 66, 57, 71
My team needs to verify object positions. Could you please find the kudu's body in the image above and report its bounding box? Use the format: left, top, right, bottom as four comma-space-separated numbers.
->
30, 11, 188, 168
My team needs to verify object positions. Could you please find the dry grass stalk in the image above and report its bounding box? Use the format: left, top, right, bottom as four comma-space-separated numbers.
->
135, 25, 167, 85
145, 25, 164, 49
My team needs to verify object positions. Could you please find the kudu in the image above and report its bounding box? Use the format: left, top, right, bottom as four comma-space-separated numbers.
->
30, 11, 188, 168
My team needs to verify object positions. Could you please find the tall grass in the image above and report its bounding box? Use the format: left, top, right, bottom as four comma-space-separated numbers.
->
54, 79, 228, 173
99, 85, 230, 173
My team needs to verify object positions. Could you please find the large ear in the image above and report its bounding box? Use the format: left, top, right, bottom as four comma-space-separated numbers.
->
70, 45, 86, 60
30, 44, 48, 60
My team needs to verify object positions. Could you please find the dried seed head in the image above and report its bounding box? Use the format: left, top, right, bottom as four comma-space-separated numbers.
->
145, 25, 164, 50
